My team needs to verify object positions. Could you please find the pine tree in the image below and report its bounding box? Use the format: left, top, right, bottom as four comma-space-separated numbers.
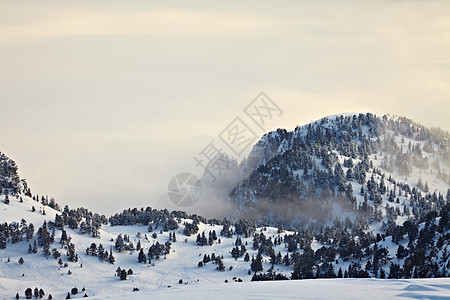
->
326, 263, 336, 278
203, 254, 210, 264
244, 252, 250, 262
136, 240, 141, 251
208, 234, 213, 246
43, 243, 51, 258
108, 246, 115, 264
216, 257, 225, 271
0, 232, 7, 250
138, 249, 147, 264
201, 232, 207, 246
120, 269, 127, 280
251, 253, 263, 274
54, 214, 64, 230
25, 223, 34, 242
66, 243, 77, 262
37, 222, 50, 247
60, 230, 68, 245
97, 244, 105, 261
25, 288, 32, 299
115, 234, 124, 252
87, 243, 97, 256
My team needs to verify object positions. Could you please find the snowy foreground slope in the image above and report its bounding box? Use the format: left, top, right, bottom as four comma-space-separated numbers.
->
96, 278, 450, 300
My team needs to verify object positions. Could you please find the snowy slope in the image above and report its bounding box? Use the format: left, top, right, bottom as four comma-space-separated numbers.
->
1, 195, 58, 225
1, 196, 449, 299
93, 278, 450, 300
0, 200, 294, 299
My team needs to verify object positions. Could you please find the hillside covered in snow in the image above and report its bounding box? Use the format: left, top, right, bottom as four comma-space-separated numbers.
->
1, 113, 450, 299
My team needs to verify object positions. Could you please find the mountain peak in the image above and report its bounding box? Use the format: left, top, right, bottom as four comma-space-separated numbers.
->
229, 113, 449, 226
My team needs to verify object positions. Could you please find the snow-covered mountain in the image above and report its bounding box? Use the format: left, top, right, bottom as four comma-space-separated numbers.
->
229, 113, 449, 226
1, 113, 450, 299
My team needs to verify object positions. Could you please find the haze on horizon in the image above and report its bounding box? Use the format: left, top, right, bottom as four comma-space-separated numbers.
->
0, 0, 449, 215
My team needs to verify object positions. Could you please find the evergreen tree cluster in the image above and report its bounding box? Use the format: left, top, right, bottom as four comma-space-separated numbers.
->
196, 230, 217, 246
0, 219, 34, 250
22, 287, 47, 299
116, 267, 133, 280
54, 205, 106, 238
147, 241, 171, 261
0, 151, 21, 196
198, 252, 225, 269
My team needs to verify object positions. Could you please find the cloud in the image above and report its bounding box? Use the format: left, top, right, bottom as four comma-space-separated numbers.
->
0, 8, 280, 42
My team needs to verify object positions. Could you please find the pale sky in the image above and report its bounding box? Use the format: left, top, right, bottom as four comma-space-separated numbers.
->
1, 1, 449, 215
